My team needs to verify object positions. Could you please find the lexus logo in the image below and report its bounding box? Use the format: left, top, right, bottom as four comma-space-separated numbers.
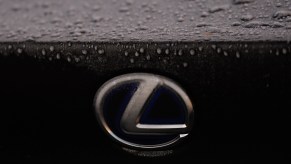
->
94, 73, 194, 149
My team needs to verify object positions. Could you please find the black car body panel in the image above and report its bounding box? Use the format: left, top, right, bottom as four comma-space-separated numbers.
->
1, 0, 291, 163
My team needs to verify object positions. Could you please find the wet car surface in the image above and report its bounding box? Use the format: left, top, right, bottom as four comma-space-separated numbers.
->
0, 0, 291, 163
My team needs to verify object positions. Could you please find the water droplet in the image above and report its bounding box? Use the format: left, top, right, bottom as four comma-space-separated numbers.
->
244, 21, 267, 28
196, 22, 212, 27
41, 49, 46, 56
165, 49, 170, 55
135, 52, 139, 57
275, 2, 282, 7
91, 15, 103, 23
209, 5, 230, 13
233, 0, 254, 5
183, 62, 188, 67
272, 22, 285, 28
98, 49, 105, 55
92, 5, 101, 11
67, 57, 72, 62
236, 52, 240, 58
119, 7, 130, 12
50, 18, 62, 24
178, 50, 183, 56
82, 49, 88, 55
282, 48, 287, 55
17, 48, 23, 54
157, 48, 162, 54
146, 55, 150, 60
223, 51, 229, 56
139, 48, 144, 53
75, 57, 80, 62
201, 12, 209, 17
190, 49, 195, 55
266, 83, 270, 88
124, 51, 129, 56
130, 58, 134, 63
241, 14, 254, 21
49, 46, 54, 52
276, 50, 280, 56
126, 0, 134, 5
56, 53, 61, 59
177, 17, 184, 22
137, 26, 148, 31
217, 48, 222, 53
232, 22, 242, 26
8, 45, 12, 49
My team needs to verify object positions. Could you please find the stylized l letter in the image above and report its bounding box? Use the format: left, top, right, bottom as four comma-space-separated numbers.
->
120, 76, 191, 135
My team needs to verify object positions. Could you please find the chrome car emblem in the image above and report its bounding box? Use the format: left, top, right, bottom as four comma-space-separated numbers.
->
94, 73, 194, 149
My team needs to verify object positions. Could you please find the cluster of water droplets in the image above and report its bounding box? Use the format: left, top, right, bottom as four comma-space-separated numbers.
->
0, 42, 109, 65
0, 0, 290, 41
0, 42, 290, 72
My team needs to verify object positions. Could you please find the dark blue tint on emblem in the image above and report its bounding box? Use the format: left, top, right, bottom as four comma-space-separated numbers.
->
139, 86, 186, 124
103, 82, 139, 135
102, 82, 178, 146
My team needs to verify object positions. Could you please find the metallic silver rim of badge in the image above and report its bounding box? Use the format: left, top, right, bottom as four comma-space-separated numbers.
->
94, 73, 194, 149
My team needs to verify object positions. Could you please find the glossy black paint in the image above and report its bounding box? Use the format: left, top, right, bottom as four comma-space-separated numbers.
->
0, 42, 291, 163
